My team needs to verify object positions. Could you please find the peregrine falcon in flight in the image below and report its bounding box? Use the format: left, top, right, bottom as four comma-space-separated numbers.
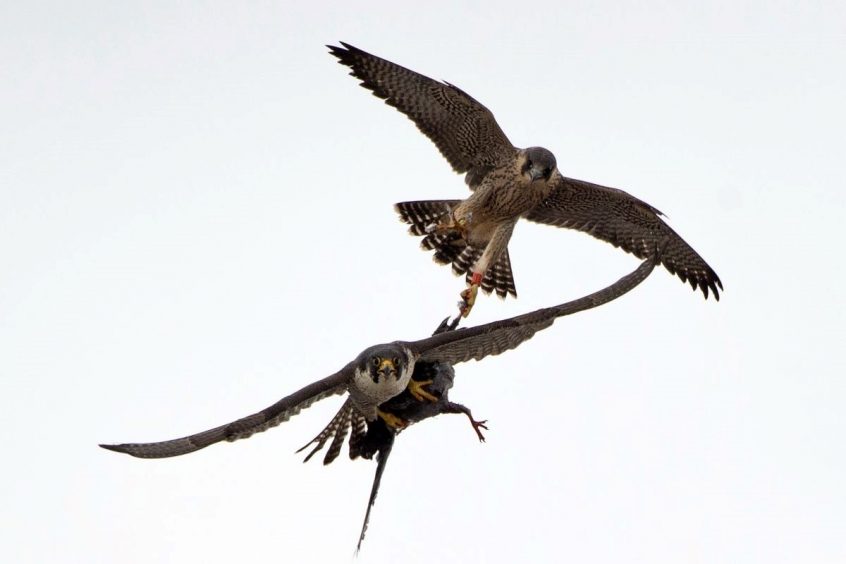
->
100, 254, 656, 460
329, 42, 723, 316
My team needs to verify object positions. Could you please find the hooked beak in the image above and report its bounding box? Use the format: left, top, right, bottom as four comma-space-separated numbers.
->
529, 167, 546, 182
377, 358, 398, 381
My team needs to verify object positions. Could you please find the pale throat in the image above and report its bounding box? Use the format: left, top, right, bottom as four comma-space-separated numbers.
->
352, 358, 415, 405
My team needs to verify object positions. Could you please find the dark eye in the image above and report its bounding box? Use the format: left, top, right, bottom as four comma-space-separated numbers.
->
371, 357, 381, 367
544, 167, 551, 176
393, 357, 401, 366
526, 159, 533, 168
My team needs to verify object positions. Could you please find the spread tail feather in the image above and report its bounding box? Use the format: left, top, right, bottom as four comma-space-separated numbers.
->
395, 200, 518, 299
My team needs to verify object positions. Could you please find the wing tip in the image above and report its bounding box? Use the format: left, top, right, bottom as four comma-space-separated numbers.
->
653, 243, 723, 302
327, 42, 361, 69
687, 273, 722, 301
99, 443, 131, 455
327, 41, 355, 55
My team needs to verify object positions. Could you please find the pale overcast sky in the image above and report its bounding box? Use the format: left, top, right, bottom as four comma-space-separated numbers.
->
2, 2, 845, 563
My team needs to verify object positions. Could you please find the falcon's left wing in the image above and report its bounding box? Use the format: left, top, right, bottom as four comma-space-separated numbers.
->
100, 367, 353, 459
409, 254, 658, 365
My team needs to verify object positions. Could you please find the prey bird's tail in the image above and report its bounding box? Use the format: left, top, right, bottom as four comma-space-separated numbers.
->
395, 200, 518, 299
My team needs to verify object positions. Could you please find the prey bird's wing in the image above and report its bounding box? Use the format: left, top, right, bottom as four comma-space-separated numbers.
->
329, 42, 515, 186
526, 176, 723, 300
100, 366, 353, 459
409, 255, 658, 364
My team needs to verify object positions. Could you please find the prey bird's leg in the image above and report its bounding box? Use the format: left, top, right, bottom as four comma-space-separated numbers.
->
444, 402, 489, 442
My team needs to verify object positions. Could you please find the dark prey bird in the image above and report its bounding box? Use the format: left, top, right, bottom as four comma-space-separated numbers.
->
302, 351, 486, 551
328, 42, 722, 316
100, 255, 655, 460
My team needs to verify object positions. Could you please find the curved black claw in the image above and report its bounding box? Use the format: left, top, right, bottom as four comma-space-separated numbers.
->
433, 315, 461, 335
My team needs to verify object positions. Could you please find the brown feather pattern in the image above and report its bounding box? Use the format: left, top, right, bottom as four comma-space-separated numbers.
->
527, 176, 722, 300
328, 42, 515, 185
332, 42, 722, 301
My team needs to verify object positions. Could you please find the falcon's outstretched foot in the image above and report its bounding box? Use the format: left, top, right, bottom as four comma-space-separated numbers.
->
459, 272, 483, 318
407, 378, 438, 402
425, 213, 469, 241
376, 409, 406, 430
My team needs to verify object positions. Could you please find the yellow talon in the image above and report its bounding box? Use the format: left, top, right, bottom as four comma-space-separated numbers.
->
408, 379, 438, 402
377, 408, 406, 430
430, 214, 468, 239
459, 283, 479, 318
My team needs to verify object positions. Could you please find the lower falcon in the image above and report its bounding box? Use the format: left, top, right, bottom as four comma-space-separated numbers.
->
100, 254, 657, 459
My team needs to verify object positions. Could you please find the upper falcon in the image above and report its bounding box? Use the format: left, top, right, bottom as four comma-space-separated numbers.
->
328, 42, 723, 316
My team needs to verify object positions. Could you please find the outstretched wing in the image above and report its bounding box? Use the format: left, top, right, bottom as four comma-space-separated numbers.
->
526, 175, 722, 300
328, 42, 515, 186
99, 367, 353, 459
409, 255, 658, 364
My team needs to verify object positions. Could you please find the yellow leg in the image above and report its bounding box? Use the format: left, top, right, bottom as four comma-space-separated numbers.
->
428, 213, 468, 238
407, 379, 438, 402
376, 408, 406, 430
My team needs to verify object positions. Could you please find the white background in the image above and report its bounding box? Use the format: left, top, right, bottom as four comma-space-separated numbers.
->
2, 2, 844, 562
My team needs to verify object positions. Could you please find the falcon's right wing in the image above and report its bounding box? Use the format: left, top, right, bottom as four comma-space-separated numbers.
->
526, 175, 722, 300
100, 367, 352, 459
328, 42, 515, 186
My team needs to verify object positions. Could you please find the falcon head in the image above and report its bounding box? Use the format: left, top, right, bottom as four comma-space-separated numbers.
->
521, 147, 557, 182
351, 343, 416, 409
357, 343, 411, 384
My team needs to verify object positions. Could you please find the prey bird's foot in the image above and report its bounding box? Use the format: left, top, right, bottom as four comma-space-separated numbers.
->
467, 417, 489, 443
445, 401, 489, 442
458, 272, 483, 318
377, 408, 407, 430
408, 378, 438, 402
